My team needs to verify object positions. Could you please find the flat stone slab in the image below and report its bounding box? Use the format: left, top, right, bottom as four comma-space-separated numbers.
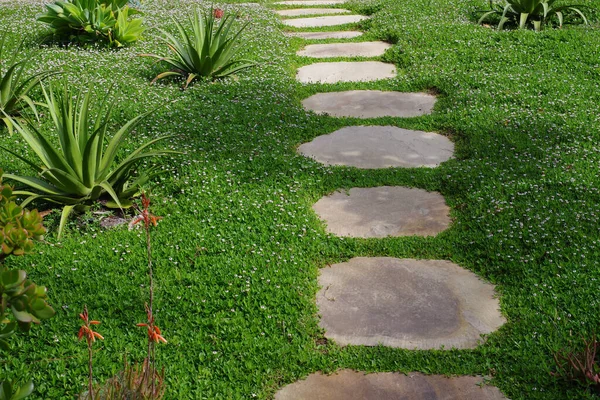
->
313, 186, 450, 237
303, 90, 437, 118
298, 126, 454, 169
287, 31, 363, 39
276, 8, 350, 16
275, 0, 347, 5
297, 62, 395, 84
275, 370, 508, 400
283, 15, 368, 28
297, 41, 391, 58
316, 258, 505, 349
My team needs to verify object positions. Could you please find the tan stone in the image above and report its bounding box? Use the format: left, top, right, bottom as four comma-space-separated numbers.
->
276, 8, 350, 16
297, 41, 391, 58
283, 15, 368, 28
287, 31, 363, 39
297, 62, 396, 84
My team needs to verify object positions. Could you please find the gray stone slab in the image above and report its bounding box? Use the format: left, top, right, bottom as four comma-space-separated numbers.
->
275, 0, 347, 5
316, 258, 506, 349
298, 126, 454, 169
287, 31, 364, 39
303, 90, 437, 118
297, 41, 391, 58
283, 15, 368, 28
276, 8, 350, 16
275, 370, 508, 400
312, 186, 450, 237
297, 62, 395, 84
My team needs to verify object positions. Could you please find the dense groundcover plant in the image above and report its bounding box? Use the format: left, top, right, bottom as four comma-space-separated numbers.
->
1, 84, 177, 238
141, 8, 257, 88
37, 0, 144, 47
479, 0, 589, 30
0, 170, 54, 400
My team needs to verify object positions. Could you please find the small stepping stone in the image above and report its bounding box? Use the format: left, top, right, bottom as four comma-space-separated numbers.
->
275, 0, 347, 5
303, 90, 436, 118
287, 31, 363, 39
297, 62, 395, 84
298, 126, 454, 169
297, 41, 391, 58
276, 8, 350, 17
313, 186, 450, 238
316, 258, 505, 349
283, 15, 368, 28
275, 370, 508, 400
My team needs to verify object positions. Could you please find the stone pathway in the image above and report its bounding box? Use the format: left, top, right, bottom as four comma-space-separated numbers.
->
317, 257, 505, 349
287, 31, 363, 39
283, 15, 368, 28
276, 8, 350, 16
297, 126, 454, 169
275, 370, 508, 400
297, 41, 391, 58
312, 186, 450, 238
297, 62, 396, 84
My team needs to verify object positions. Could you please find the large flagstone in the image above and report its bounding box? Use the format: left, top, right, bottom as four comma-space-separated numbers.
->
275, 0, 347, 5
297, 62, 395, 84
283, 15, 368, 28
297, 41, 391, 58
287, 31, 363, 39
276, 8, 350, 16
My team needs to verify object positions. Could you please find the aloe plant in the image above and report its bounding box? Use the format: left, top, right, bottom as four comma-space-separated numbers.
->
140, 8, 257, 88
1, 84, 177, 237
479, 0, 589, 30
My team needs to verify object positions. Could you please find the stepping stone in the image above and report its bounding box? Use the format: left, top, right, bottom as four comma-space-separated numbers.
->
283, 15, 368, 28
275, 370, 508, 400
276, 8, 350, 16
316, 258, 506, 349
297, 41, 391, 58
297, 62, 395, 84
312, 186, 450, 237
287, 31, 363, 39
275, 0, 347, 5
298, 126, 454, 169
303, 90, 437, 118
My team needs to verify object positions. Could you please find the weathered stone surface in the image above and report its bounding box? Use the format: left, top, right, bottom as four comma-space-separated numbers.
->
303, 90, 437, 118
313, 186, 450, 238
283, 15, 368, 28
276, 8, 350, 16
298, 126, 454, 169
275, 370, 508, 400
297, 62, 395, 84
275, 0, 347, 5
316, 258, 505, 349
297, 41, 391, 58
287, 31, 363, 39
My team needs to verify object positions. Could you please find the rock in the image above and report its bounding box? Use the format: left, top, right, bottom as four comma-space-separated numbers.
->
297, 62, 395, 84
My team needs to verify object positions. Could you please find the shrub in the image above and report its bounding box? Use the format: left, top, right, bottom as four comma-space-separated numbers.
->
478, 0, 589, 31
0, 84, 177, 238
37, 0, 144, 47
140, 8, 257, 88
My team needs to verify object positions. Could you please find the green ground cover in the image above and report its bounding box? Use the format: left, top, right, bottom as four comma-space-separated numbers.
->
1, 0, 600, 398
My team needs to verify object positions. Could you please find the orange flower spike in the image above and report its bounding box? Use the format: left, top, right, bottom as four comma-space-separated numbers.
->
77, 305, 103, 344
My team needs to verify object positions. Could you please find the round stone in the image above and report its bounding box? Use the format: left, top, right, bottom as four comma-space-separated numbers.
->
275, 370, 508, 400
297, 62, 396, 84
297, 126, 454, 168
316, 258, 506, 349
297, 41, 391, 58
276, 8, 350, 16
287, 31, 363, 39
312, 186, 450, 238
283, 15, 368, 28
303, 90, 437, 118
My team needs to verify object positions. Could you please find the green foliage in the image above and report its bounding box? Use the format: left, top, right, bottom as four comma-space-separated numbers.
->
0, 37, 51, 136
141, 9, 257, 88
478, 0, 589, 30
0, 381, 34, 400
1, 84, 177, 238
37, 0, 144, 47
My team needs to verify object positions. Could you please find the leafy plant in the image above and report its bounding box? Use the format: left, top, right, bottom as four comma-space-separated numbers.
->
478, 0, 589, 30
37, 0, 144, 47
0, 84, 177, 238
140, 8, 257, 88
0, 170, 53, 400
0, 37, 52, 135
553, 335, 600, 393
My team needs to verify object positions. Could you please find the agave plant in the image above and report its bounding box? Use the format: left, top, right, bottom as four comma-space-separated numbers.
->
479, 0, 589, 30
0, 84, 176, 237
141, 8, 257, 88
0, 37, 52, 135
37, 0, 144, 47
